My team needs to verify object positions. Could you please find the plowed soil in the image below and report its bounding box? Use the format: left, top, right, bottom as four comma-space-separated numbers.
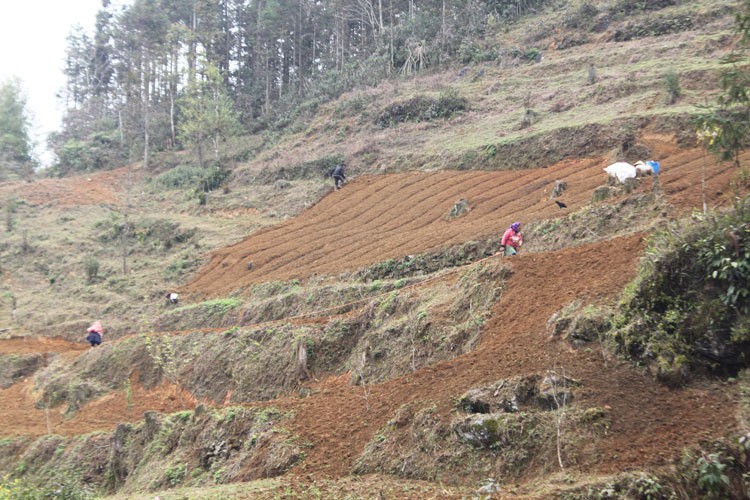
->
273, 233, 737, 477
0, 141, 743, 487
0, 167, 132, 206
185, 140, 738, 296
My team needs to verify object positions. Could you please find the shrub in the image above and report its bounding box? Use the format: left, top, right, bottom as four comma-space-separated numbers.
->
83, 256, 100, 284
613, 15, 694, 41
0, 478, 92, 499
333, 93, 375, 118
487, 0, 552, 20
165, 463, 187, 486
457, 40, 498, 64
664, 71, 681, 104
151, 163, 231, 193
54, 130, 127, 174
375, 89, 468, 128
613, 200, 750, 382
613, 0, 679, 16
256, 154, 344, 183
696, 453, 730, 497
563, 2, 600, 30
97, 218, 195, 250
151, 164, 206, 190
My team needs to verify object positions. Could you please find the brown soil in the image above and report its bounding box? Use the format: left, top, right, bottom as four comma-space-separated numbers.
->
0, 167, 132, 206
0, 376, 193, 437
0, 140, 743, 488
273, 232, 737, 478
0, 336, 88, 355
184, 141, 739, 297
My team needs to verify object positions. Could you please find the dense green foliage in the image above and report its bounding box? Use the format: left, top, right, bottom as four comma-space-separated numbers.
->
48, 0, 566, 173
374, 88, 469, 128
0, 478, 91, 499
695, 0, 750, 168
178, 63, 241, 168
615, 0, 750, 385
614, 200, 750, 384
0, 78, 34, 180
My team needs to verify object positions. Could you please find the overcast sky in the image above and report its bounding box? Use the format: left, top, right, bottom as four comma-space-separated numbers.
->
0, 0, 109, 166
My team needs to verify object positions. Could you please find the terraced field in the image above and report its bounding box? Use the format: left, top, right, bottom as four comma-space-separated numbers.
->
0, 140, 742, 494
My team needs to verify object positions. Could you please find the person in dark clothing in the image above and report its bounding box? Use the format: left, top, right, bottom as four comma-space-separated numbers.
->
331, 163, 347, 190
86, 321, 103, 347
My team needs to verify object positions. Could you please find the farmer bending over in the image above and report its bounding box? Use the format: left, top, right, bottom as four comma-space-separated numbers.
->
86, 321, 104, 347
331, 163, 347, 190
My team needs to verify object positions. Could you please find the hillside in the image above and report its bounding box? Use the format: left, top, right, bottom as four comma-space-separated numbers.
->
1, 1, 749, 499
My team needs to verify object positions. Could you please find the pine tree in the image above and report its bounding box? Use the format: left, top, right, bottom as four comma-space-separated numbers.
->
0, 78, 35, 180
177, 62, 240, 168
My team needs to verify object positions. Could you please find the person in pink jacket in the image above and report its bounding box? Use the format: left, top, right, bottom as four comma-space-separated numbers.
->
498, 221, 523, 256
86, 321, 104, 347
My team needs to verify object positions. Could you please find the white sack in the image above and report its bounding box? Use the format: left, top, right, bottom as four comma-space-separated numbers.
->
604, 162, 637, 183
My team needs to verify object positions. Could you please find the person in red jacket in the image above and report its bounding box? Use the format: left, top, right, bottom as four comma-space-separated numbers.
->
498, 221, 523, 256
85, 321, 103, 347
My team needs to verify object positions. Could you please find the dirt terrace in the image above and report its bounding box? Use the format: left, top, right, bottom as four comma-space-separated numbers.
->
185, 137, 738, 297
0, 167, 133, 207
273, 232, 736, 477
0, 139, 743, 487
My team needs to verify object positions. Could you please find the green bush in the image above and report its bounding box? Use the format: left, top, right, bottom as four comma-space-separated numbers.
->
83, 256, 100, 284
164, 463, 187, 487
53, 129, 127, 175
375, 89, 468, 128
613, 15, 694, 41
256, 154, 344, 183
151, 163, 231, 193
0, 478, 91, 499
664, 71, 681, 104
333, 93, 374, 118
97, 218, 195, 250
613, 200, 750, 383
510, 47, 542, 62
563, 2, 600, 30
613, 0, 679, 16
486, 0, 552, 20
152, 164, 208, 190
696, 453, 730, 497
457, 40, 498, 64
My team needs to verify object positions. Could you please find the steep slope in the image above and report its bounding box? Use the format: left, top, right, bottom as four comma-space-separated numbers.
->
0, 1, 747, 496
271, 233, 737, 479
0, 145, 742, 493
185, 140, 737, 297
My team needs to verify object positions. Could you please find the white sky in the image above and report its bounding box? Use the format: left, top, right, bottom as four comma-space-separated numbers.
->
0, 0, 107, 166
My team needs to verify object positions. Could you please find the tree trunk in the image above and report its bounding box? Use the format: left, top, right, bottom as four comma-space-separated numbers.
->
265, 53, 271, 115
441, 0, 446, 66
389, 0, 394, 73
143, 49, 150, 170
189, 2, 197, 85
213, 85, 220, 162
378, 0, 383, 35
